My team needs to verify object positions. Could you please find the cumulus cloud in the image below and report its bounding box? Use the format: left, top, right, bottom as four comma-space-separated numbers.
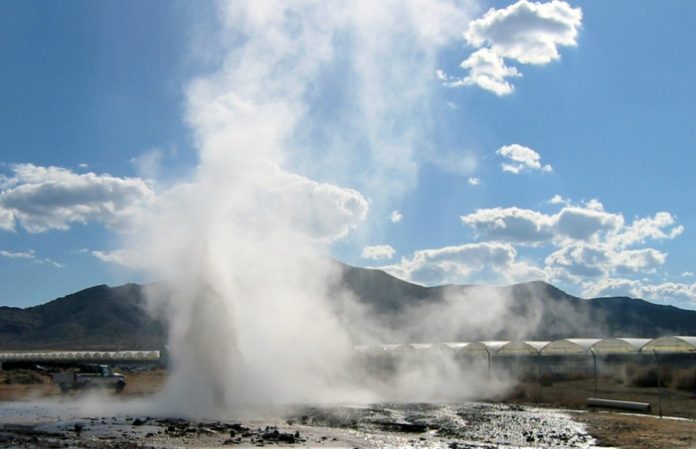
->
361, 244, 396, 260
390, 210, 403, 223
496, 144, 552, 174
452, 48, 520, 95
380, 241, 544, 286
0, 164, 154, 233
0, 249, 63, 268
545, 244, 666, 280
612, 211, 684, 247
545, 245, 607, 278
464, 0, 582, 64
461, 202, 626, 245
467, 177, 480, 186
461, 199, 683, 286
462, 207, 555, 244
444, 0, 582, 94
554, 206, 622, 240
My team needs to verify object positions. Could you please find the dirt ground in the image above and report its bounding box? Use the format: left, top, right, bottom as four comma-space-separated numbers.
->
503, 373, 696, 449
2, 367, 696, 448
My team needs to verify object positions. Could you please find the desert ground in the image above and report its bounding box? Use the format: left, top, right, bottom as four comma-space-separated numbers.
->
0, 366, 695, 448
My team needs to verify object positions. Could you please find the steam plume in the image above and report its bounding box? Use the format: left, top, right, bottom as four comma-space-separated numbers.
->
123, 0, 521, 415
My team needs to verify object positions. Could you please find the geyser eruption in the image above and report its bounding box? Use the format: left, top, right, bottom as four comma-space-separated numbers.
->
124, 0, 518, 415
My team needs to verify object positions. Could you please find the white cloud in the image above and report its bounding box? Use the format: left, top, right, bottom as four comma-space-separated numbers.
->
0, 164, 155, 233
390, 210, 403, 223
380, 241, 544, 286
545, 244, 666, 280
548, 194, 569, 205
496, 144, 552, 174
0, 249, 63, 268
361, 244, 396, 260
461, 202, 625, 245
554, 206, 622, 240
0, 208, 14, 231
462, 207, 555, 244
584, 278, 696, 309
611, 248, 667, 275
0, 249, 35, 260
446, 0, 582, 94
453, 48, 520, 95
612, 211, 683, 247
545, 244, 607, 278
461, 199, 683, 286
682, 271, 694, 278
464, 0, 582, 64
467, 177, 480, 186
90, 249, 138, 267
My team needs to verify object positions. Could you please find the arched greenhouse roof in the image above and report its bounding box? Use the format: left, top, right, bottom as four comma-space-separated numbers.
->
641, 336, 696, 353
591, 338, 651, 353
437, 342, 471, 352
497, 341, 548, 356
459, 341, 508, 355
541, 338, 600, 355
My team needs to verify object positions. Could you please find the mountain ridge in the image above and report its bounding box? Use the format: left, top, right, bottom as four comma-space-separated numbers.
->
1, 263, 695, 349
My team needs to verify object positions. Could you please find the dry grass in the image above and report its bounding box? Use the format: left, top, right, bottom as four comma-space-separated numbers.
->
506, 375, 696, 418
501, 365, 696, 449
0, 367, 167, 401
574, 413, 696, 449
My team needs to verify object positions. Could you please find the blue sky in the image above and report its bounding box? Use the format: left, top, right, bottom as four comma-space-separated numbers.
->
1, 0, 696, 310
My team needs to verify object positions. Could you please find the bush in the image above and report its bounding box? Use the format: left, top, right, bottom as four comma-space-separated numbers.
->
1, 369, 48, 385
674, 370, 696, 392
630, 366, 672, 388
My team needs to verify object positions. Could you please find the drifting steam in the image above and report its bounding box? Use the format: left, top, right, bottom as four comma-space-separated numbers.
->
122, 0, 526, 415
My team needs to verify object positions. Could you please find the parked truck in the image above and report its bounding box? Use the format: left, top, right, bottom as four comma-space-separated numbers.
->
53, 364, 126, 393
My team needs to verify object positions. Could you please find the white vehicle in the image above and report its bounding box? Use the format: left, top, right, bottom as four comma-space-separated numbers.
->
53, 364, 126, 394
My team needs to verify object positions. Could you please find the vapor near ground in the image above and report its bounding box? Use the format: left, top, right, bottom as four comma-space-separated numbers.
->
111, 0, 532, 415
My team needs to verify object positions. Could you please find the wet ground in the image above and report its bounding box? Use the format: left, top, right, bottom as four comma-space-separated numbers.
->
0, 400, 605, 448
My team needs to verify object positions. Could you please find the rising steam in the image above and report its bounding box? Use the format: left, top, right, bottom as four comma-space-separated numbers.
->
119, 0, 526, 416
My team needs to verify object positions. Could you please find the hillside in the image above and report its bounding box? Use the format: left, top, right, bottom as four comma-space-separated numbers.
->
1, 263, 695, 349
0, 284, 165, 350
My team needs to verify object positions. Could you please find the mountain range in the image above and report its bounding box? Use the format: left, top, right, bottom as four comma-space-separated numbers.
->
1, 262, 695, 350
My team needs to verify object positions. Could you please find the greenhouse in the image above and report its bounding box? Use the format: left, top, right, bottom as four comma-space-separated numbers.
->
641, 336, 696, 353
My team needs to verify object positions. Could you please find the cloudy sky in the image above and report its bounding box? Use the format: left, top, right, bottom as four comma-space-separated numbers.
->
1, 0, 696, 310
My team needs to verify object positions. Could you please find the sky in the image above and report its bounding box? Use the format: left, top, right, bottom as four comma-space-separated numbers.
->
1, 0, 696, 310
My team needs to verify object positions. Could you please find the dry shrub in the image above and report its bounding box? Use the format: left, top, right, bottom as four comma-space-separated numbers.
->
1, 370, 47, 385
674, 369, 696, 392
630, 366, 672, 388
